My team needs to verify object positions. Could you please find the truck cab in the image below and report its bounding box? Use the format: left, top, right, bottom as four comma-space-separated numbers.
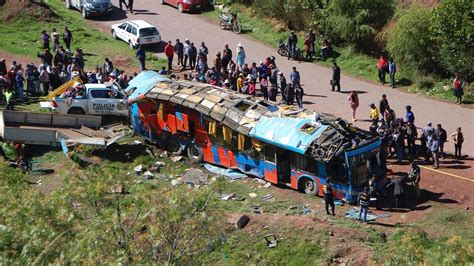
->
52, 83, 129, 117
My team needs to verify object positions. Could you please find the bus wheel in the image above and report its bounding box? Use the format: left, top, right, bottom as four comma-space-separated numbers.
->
300, 177, 318, 196
187, 143, 203, 163
166, 135, 183, 155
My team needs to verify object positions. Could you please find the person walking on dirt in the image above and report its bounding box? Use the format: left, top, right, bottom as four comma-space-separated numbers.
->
348, 91, 359, 122
453, 74, 464, 104
331, 61, 341, 92
174, 39, 184, 67
136, 45, 146, 71
236, 43, 246, 68
387, 176, 405, 208
119, 0, 127, 11
62, 26, 73, 50
358, 188, 370, 222
323, 183, 335, 216
408, 161, 421, 198
450, 127, 464, 160
164, 41, 174, 72
287, 32, 298, 60
389, 58, 396, 89
41, 30, 50, 50
435, 124, 447, 159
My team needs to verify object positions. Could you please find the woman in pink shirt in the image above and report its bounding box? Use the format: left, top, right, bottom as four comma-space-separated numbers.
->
348, 90, 359, 121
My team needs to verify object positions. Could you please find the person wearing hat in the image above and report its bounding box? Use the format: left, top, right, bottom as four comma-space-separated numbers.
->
87, 71, 98, 83
369, 103, 379, 126
331, 61, 341, 92
408, 161, 421, 198
223, 79, 231, 90
236, 43, 246, 68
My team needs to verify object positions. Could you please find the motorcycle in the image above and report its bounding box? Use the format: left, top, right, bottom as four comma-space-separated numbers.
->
277, 41, 303, 60
219, 11, 242, 34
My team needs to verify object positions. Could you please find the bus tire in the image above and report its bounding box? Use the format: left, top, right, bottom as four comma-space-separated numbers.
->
166, 134, 183, 156
187, 143, 203, 163
299, 177, 318, 196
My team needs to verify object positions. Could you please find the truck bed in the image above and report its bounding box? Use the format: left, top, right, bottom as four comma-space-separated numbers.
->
0, 111, 125, 147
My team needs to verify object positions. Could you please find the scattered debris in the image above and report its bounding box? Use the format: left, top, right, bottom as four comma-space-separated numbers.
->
248, 193, 257, 198
321, 199, 344, 206
159, 151, 168, 158
220, 193, 236, 201
182, 168, 208, 186
171, 156, 183, 162
345, 208, 379, 221
203, 163, 248, 179
111, 184, 124, 194
251, 206, 263, 214
328, 231, 334, 236
256, 179, 267, 184
264, 234, 278, 248
72, 202, 81, 208
303, 204, 311, 214
262, 194, 275, 202
143, 171, 154, 179
134, 165, 143, 174
263, 182, 272, 188
466, 207, 470, 211
288, 205, 297, 210
171, 179, 182, 187
235, 214, 250, 229
133, 140, 142, 144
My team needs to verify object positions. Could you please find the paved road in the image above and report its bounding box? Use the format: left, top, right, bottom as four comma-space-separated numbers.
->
101, 0, 473, 157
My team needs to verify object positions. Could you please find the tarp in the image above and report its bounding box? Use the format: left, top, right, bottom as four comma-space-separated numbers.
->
345, 208, 378, 221
126, 71, 170, 101
203, 163, 248, 179
249, 117, 328, 155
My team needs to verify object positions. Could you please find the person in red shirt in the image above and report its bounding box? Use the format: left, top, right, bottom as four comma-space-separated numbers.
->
377, 55, 388, 84
164, 41, 174, 71
453, 74, 463, 104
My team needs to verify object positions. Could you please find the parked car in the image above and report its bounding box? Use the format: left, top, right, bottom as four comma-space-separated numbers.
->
111, 20, 161, 49
65, 0, 113, 19
160, 0, 208, 13
50, 83, 129, 117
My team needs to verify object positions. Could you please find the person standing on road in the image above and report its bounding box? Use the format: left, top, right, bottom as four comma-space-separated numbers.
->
295, 83, 304, 108
331, 61, 341, 92
164, 41, 174, 72
136, 45, 146, 71
189, 42, 198, 70
405, 105, 415, 124
377, 54, 388, 84
389, 58, 396, 89
174, 39, 184, 67
323, 183, 335, 216
379, 94, 389, 121
408, 161, 421, 199
260, 76, 268, 100
222, 44, 232, 72
213, 52, 222, 79
128, 0, 134, 14
290, 66, 300, 88
435, 124, 447, 159
348, 91, 359, 122
182, 39, 191, 70
278, 71, 287, 102
236, 43, 246, 68
62, 26, 73, 50
450, 127, 464, 160
119, 0, 128, 11
287, 31, 298, 59
199, 42, 209, 64
406, 122, 417, 156
358, 188, 369, 222
369, 103, 379, 126
41, 30, 50, 50
453, 74, 464, 104
430, 135, 440, 169
421, 122, 435, 162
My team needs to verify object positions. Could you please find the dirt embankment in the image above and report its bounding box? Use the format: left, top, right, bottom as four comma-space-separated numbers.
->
2, 0, 57, 23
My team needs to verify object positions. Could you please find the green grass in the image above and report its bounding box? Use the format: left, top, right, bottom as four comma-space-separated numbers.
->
204, 4, 473, 105
0, 0, 165, 70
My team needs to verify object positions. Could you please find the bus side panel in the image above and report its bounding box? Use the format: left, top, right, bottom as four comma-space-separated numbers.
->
263, 162, 277, 184
147, 114, 160, 142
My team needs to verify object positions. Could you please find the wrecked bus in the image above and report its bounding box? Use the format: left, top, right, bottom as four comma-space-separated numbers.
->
127, 71, 384, 203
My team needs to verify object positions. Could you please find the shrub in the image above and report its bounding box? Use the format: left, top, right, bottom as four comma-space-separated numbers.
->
431, 0, 474, 79
325, 0, 395, 50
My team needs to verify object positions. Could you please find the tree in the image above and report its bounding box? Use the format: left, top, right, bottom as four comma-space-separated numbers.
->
431, 0, 474, 78
325, 0, 395, 50
386, 7, 437, 73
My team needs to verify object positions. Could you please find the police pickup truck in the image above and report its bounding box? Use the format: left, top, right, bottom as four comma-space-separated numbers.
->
51, 83, 129, 117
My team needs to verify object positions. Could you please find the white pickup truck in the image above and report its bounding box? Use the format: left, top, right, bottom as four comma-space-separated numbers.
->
50, 83, 129, 117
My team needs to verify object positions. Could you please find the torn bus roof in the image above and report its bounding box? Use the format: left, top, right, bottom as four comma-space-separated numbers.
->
249, 117, 328, 154
126, 70, 170, 101
135, 73, 376, 162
